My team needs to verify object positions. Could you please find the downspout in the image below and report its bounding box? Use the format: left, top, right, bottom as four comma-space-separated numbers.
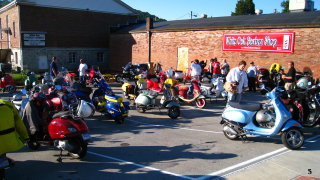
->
146, 17, 153, 64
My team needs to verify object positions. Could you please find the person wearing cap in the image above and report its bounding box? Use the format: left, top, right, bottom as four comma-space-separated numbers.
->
246, 61, 257, 92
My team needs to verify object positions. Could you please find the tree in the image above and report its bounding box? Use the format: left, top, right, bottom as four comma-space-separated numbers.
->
135, 10, 166, 22
0, 0, 12, 8
281, 0, 290, 13
232, 0, 256, 16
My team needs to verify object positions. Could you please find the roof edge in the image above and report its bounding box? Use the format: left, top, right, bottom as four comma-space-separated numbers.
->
128, 24, 320, 34
15, 0, 137, 16
0, 0, 17, 13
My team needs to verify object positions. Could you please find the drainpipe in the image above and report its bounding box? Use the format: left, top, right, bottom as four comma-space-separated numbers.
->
146, 17, 153, 64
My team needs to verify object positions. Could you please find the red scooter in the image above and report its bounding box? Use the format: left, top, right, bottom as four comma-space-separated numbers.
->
25, 88, 93, 161
176, 79, 206, 108
146, 73, 166, 92
86, 65, 101, 87
0, 73, 16, 93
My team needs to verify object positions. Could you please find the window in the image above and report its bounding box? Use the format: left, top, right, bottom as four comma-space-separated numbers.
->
68, 52, 76, 63
97, 52, 104, 62
15, 52, 18, 64
13, 22, 16, 37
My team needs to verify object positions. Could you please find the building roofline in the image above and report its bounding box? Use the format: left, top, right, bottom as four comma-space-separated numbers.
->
0, 0, 17, 13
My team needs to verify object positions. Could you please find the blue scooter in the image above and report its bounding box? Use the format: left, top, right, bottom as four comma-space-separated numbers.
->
220, 88, 304, 150
91, 79, 130, 124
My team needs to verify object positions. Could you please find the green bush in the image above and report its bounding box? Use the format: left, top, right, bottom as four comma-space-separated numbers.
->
12, 73, 27, 86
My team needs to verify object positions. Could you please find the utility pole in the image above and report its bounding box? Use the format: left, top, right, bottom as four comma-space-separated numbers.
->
190, 11, 193, 19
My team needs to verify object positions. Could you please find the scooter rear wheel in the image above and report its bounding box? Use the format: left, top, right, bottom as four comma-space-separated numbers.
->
115, 115, 125, 124
168, 106, 180, 119
195, 98, 206, 108
68, 137, 88, 159
281, 128, 304, 150
222, 124, 239, 140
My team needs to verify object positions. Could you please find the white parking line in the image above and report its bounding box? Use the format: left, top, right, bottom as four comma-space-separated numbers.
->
196, 134, 320, 180
88, 151, 196, 180
127, 118, 223, 134
181, 106, 224, 113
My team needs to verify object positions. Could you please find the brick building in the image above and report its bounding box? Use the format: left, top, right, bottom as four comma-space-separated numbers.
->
0, 0, 137, 72
110, 11, 320, 78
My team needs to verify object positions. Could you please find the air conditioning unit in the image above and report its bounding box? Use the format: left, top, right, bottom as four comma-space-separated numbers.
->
289, 0, 314, 12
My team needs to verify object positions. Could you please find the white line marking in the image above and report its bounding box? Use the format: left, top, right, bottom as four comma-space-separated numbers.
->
127, 118, 223, 134
196, 134, 320, 180
88, 151, 196, 180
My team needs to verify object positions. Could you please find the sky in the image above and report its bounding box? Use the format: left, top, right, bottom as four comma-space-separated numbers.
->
121, 0, 320, 21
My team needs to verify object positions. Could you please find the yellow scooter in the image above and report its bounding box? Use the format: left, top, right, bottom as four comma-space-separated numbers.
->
121, 74, 147, 100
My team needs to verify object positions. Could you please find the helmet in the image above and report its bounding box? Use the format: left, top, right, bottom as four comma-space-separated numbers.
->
296, 77, 309, 89
256, 110, 275, 123
77, 100, 95, 118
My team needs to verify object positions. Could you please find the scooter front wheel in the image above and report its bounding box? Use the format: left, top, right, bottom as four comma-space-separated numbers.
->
281, 128, 304, 150
195, 98, 206, 108
136, 104, 146, 113
27, 140, 40, 150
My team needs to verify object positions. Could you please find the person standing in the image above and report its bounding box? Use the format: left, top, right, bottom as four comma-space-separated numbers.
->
212, 58, 221, 77
282, 61, 296, 91
78, 59, 88, 84
226, 61, 248, 102
188, 60, 202, 95
0, 99, 29, 179
220, 59, 230, 77
191, 59, 202, 79
246, 62, 257, 92
50, 56, 58, 78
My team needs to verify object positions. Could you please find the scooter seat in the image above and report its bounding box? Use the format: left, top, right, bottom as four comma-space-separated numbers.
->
140, 89, 159, 96
229, 101, 261, 111
52, 111, 73, 119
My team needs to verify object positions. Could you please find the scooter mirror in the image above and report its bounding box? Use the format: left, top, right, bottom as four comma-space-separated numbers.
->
21, 89, 27, 95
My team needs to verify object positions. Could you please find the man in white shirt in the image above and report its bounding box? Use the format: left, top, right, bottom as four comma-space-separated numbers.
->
191, 60, 202, 78
226, 60, 248, 102
78, 59, 88, 84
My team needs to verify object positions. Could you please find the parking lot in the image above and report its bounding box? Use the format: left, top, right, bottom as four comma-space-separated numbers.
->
3, 84, 320, 180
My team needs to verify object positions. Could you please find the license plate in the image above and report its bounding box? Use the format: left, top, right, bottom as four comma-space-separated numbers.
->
82, 133, 91, 141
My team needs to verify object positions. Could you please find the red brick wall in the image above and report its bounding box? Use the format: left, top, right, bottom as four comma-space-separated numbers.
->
0, 6, 20, 48
110, 28, 320, 78
19, 5, 137, 48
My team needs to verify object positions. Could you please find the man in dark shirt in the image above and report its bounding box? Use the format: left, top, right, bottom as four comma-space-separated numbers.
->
282, 61, 296, 90
50, 56, 58, 77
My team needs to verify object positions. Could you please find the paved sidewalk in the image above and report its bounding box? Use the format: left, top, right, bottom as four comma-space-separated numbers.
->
226, 136, 320, 180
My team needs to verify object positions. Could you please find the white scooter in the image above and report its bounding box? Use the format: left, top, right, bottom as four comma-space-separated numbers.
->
201, 77, 228, 101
